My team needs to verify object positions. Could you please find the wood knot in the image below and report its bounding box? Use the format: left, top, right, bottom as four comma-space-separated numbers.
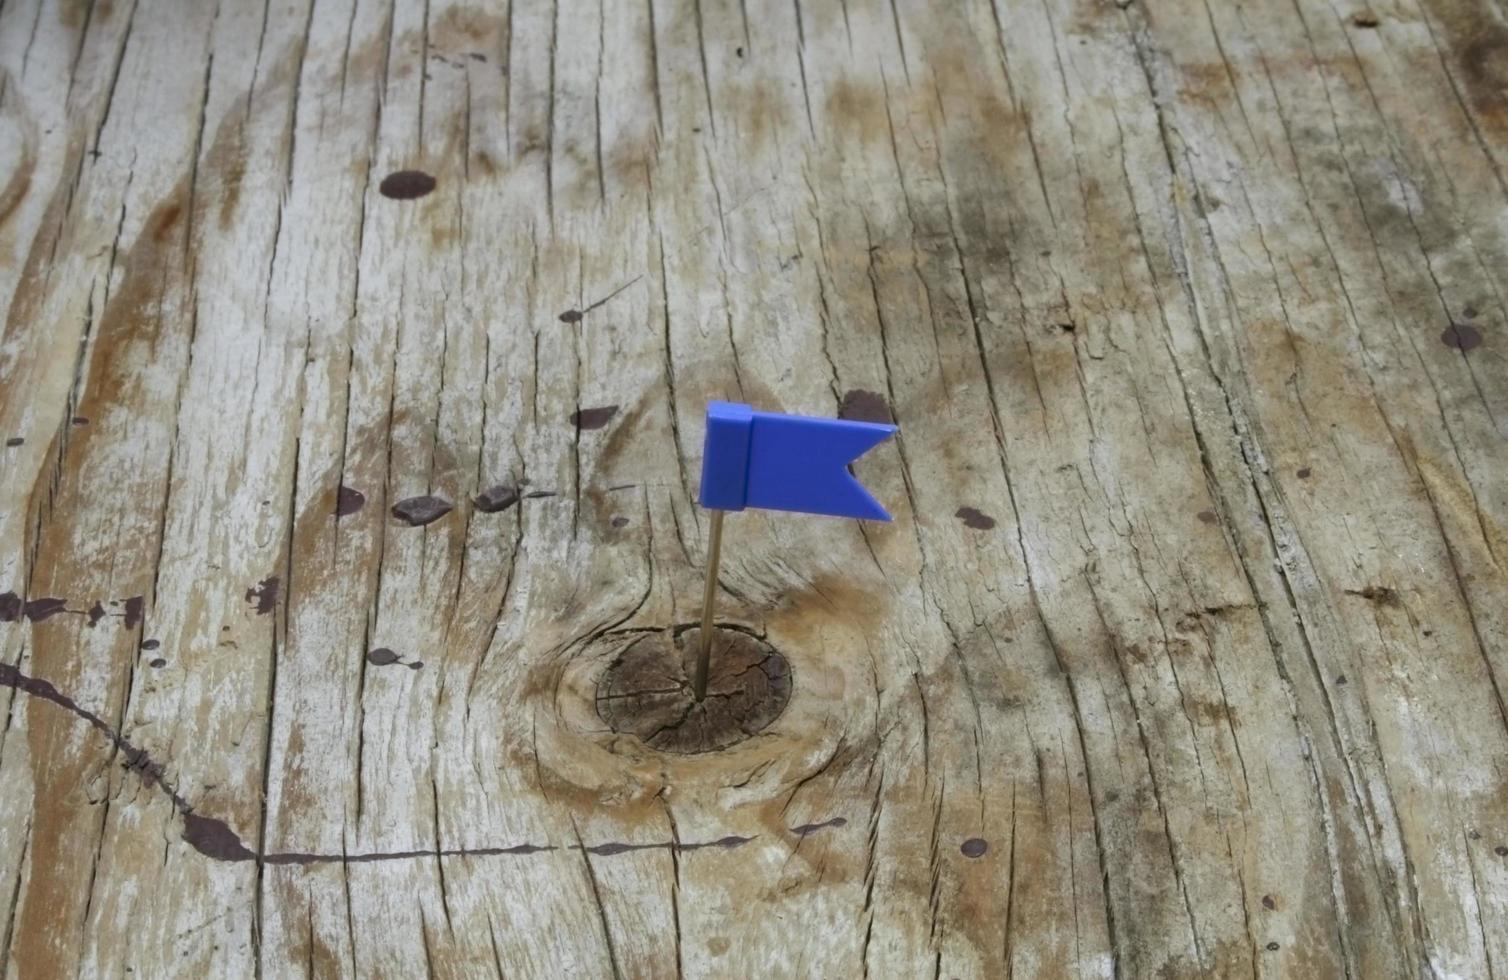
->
595, 626, 792, 754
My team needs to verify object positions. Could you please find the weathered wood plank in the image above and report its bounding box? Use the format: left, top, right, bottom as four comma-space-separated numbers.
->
1, 0, 1504, 977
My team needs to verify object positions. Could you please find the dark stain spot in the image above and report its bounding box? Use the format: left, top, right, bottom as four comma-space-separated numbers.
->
1262, 895, 1276, 910
571, 405, 618, 430
1442, 323, 1483, 351
1469, 829, 1482, 840
1335, 674, 1348, 685
1349, 11, 1379, 27
366, 648, 400, 666
468, 52, 487, 61
558, 309, 584, 323
24, 598, 68, 622
407, 661, 424, 670
1346, 585, 1400, 607
736, 46, 744, 57
791, 817, 847, 836
335, 485, 366, 517
1054, 321, 1076, 333
245, 578, 279, 615
378, 170, 436, 200
87, 601, 106, 627
1265, 942, 1280, 952
150, 658, 167, 668
473, 485, 521, 513
1197, 510, 1218, 524
142, 639, 160, 650
1296, 467, 1311, 479
1496, 845, 1508, 857
961, 838, 989, 858
525, 490, 557, 499
611, 516, 629, 528
1463, 305, 1479, 319
4, 437, 22, 447
71, 416, 89, 425
0, 592, 21, 622
956, 507, 996, 530
183, 813, 257, 862
123, 595, 144, 629
391, 495, 453, 526
839, 389, 894, 424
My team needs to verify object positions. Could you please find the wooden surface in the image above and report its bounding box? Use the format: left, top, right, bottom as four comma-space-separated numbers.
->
1, 0, 1506, 975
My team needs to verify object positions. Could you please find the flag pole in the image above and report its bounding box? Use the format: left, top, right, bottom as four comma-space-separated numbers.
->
692, 509, 725, 701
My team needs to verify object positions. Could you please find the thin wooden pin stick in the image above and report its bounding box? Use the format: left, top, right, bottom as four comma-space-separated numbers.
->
693, 509, 725, 701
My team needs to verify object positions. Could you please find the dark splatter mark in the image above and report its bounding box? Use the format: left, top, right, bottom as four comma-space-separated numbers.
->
1463, 305, 1479, 319
1265, 942, 1280, 952
142, 639, 160, 650
473, 485, 521, 513
71, 416, 89, 426
1470, 829, 1482, 840
87, 601, 106, 627
244, 578, 279, 615
581, 835, 754, 857
1262, 895, 1276, 910
736, 46, 744, 57
1346, 585, 1400, 607
1296, 467, 1311, 479
1054, 321, 1076, 333
961, 838, 989, 858
611, 516, 629, 528
571, 405, 618, 430
558, 277, 644, 327
378, 170, 436, 200
792, 816, 847, 836
335, 485, 366, 517
391, 495, 453, 526
0, 661, 189, 812
1, 659, 830, 870
0, 591, 21, 622
266, 842, 561, 865
607, 483, 636, 492
525, 490, 557, 499
4, 437, 22, 448
150, 658, 167, 668
1442, 323, 1483, 351
1197, 510, 1218, 524
183, 813, 257, 862
1496, 845, 1508, 857
839, 389, 893, 424
468, 52, 487, 61
1335, 674, 1348, 685
123, 595, 144, 628
407, 661, 424, 670
1349, 11, 1379, 27
24, 597, 68, 622
956, 507, 996, 530
366, 648, 400, 666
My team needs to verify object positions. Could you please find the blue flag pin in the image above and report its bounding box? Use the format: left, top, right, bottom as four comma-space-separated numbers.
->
692, 400, 898, 698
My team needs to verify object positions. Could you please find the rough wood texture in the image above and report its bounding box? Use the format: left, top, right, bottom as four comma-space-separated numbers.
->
1, 0, 1505, 976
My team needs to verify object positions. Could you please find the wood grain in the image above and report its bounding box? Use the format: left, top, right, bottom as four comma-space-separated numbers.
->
1, 0, 1505, 976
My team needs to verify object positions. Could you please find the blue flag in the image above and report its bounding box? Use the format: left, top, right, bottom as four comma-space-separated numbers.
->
698, 401, 898, 521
